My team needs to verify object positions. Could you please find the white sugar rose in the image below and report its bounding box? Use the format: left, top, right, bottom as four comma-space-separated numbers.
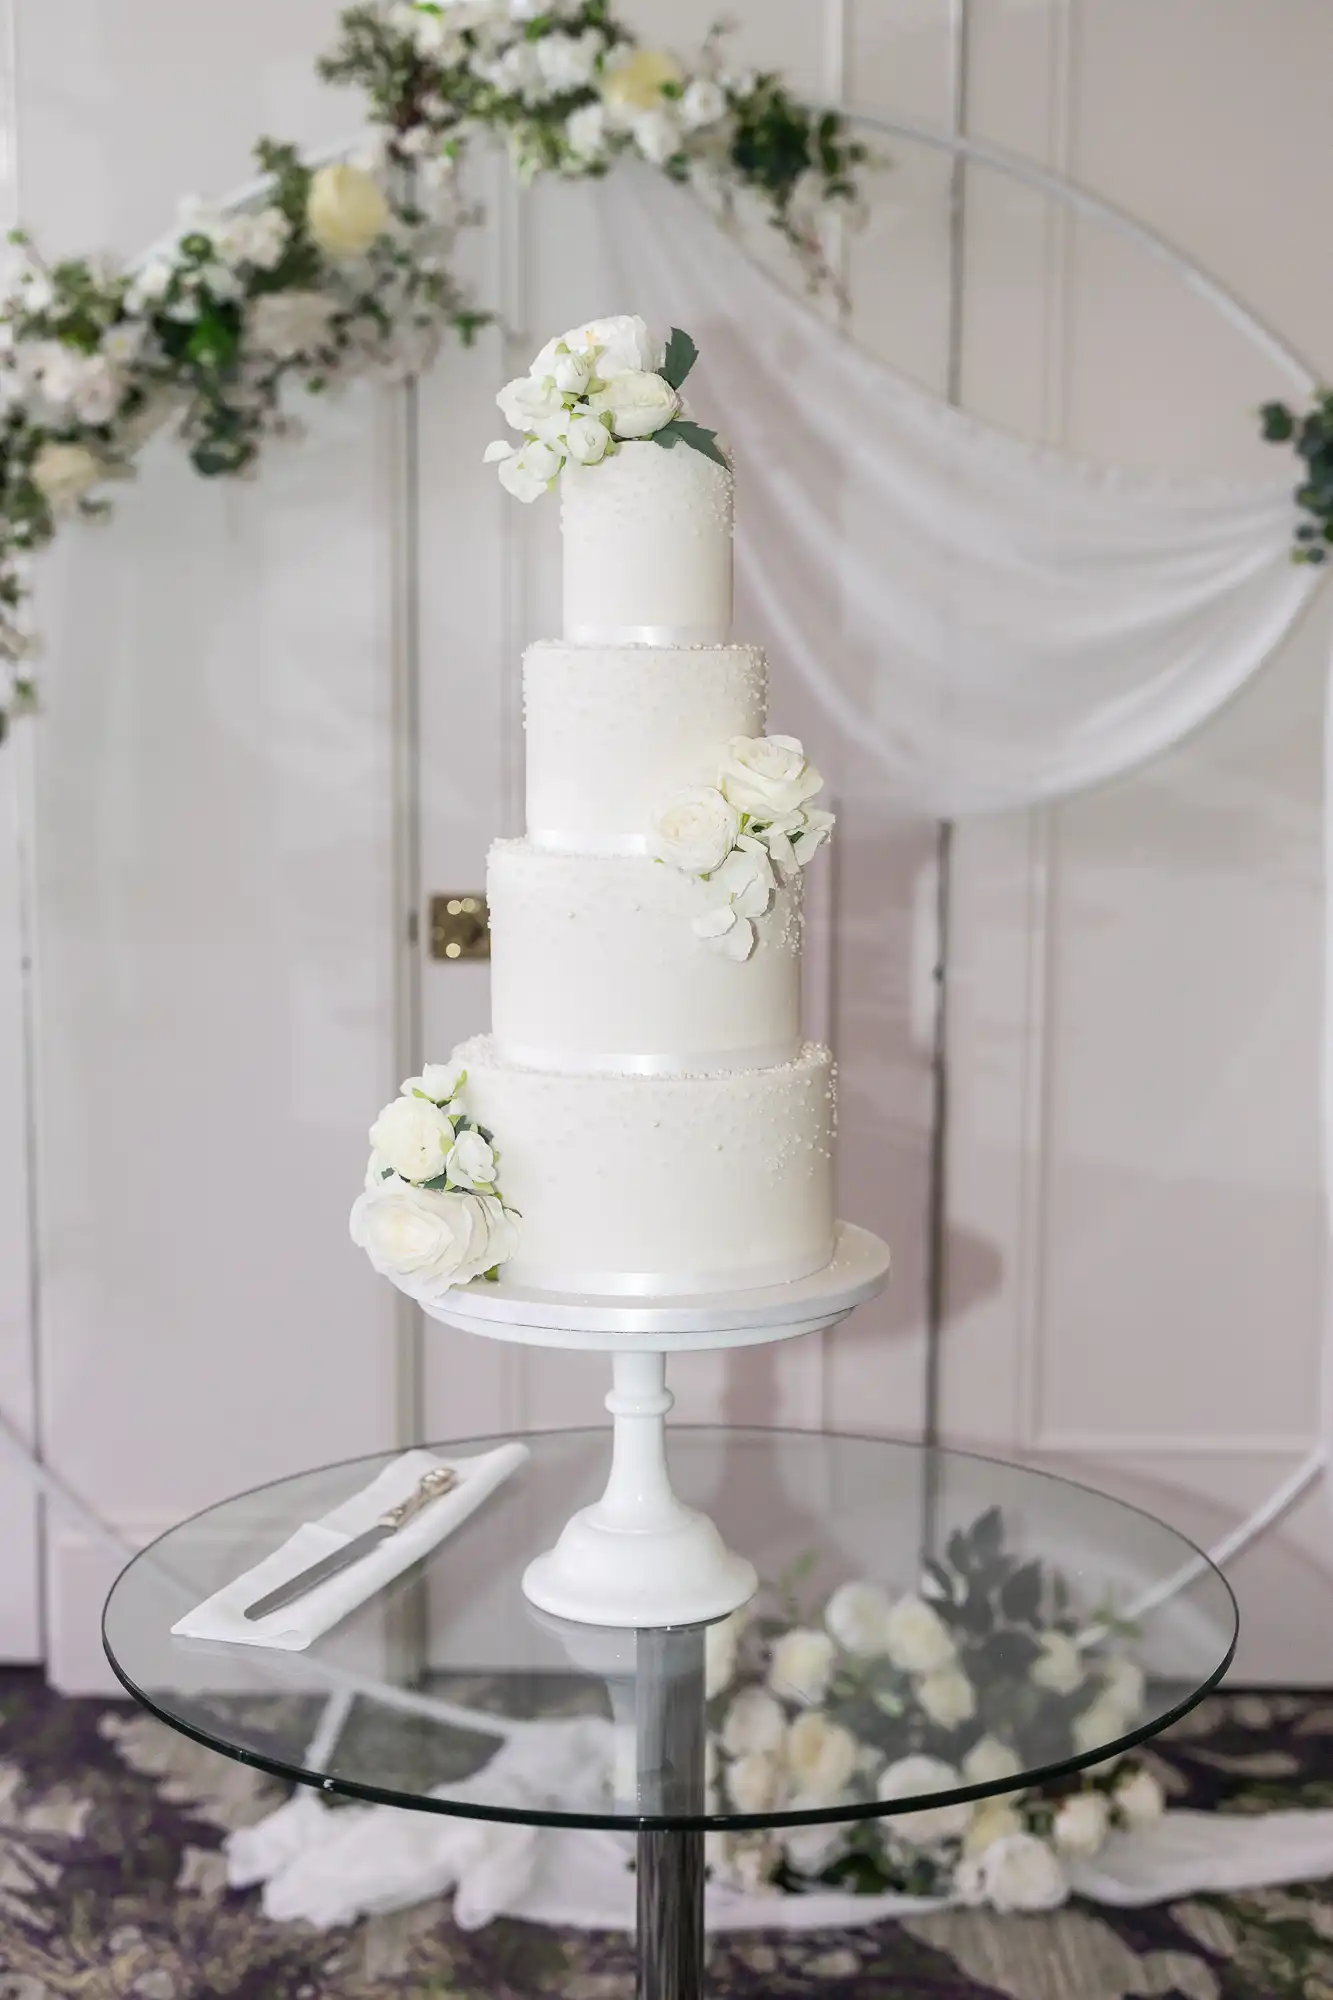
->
487, 436, 563, 503
589, 368, 679, 437
976, 1832, 1067, 1914
917, 1664, 976, 1730
248, 290, 338, 359
883, 1594, 956, 1675
552, 313, 662, 378
708, 835, 775, 917
1052, 1790, 1110, 1858
962, 1799, 1024, 1857
369, 1093, 454, 1183
680, 76, 728, 129
1031, 1631, 1085, 1696
962, 1736, 1023, 1787
496, 372, 565, 431
478, 1194, 518, 1274
564, 413, 610, 464
307, 163, 391, 258
1114, 1766, 1165, 1829
350, 1182, 493, 1298
446, 1128, 497, 1191
402, 1059, 466, 1105
876, 1755, 972, 1845
1073, 1690, 1129, 1758
31, 441, 105, 509
768, 1628, 836, 1708
784, 1712, 858, 1801
552, 349, 594, 395
718, 734, 825, 817
726, 1750, 782, 1815
651, 786, 739, 875
692, 902, 756, 962
721, 1688, 786, 1758
825, 1580, 893, 1657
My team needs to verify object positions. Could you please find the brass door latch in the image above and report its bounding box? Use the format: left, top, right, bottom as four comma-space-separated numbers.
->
430, 893, 490, 961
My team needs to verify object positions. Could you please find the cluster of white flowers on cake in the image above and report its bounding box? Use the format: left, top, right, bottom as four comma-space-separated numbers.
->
651, 735, 835, 961
350, 1059, 519, 1300
485, 314, 726, 500
701, 1508, 1165, 1910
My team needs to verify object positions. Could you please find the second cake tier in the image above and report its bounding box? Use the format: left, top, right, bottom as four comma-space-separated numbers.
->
488, 837, 803, 1074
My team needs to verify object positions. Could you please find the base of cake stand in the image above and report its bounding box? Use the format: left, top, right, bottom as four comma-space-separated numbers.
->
424, 1221, 890, 1628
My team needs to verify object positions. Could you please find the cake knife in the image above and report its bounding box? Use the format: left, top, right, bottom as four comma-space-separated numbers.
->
242, 1465, 459, 1621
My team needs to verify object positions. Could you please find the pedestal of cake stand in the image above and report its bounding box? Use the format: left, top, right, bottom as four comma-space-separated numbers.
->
423, 1220, 890, 1628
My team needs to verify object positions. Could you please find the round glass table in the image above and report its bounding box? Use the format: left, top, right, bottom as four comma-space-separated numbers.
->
104, 1428, 1237, 1999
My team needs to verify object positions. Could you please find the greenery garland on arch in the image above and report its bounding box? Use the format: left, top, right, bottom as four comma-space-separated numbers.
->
0, 0, 868, 737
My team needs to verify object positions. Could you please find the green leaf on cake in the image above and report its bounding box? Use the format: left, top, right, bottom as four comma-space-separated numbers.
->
651, 419, 729, 469
661, 326, 698, 390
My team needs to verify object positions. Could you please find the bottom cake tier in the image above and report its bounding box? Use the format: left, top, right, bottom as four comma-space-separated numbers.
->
454, 1035, 835, 1297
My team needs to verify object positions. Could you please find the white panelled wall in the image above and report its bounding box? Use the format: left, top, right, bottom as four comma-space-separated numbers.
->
0, 0, 1328, 1685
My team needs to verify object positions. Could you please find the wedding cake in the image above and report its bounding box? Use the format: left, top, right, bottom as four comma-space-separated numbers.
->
353, 315, 838, 1304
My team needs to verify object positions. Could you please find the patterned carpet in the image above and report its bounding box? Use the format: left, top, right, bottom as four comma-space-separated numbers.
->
2, 1668, 1333, 1998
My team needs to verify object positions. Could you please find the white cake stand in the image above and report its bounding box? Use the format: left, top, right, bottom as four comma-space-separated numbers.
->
423, 1221, 890, 1628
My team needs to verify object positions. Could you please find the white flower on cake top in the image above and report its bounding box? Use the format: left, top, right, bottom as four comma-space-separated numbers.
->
350, 1062, 519, 1300
485, 315, 726, 500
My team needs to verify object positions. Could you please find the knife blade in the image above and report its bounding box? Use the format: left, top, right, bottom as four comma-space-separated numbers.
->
242, 1464, 459, 1622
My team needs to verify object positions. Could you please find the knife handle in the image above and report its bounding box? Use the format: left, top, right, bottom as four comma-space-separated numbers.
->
378, 1465, 458, 1533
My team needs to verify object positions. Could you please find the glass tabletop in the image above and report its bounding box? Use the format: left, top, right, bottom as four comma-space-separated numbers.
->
103, 1427, 1237, 1834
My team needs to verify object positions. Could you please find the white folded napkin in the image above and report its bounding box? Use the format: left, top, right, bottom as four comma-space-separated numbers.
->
171, 1444, 528, 1652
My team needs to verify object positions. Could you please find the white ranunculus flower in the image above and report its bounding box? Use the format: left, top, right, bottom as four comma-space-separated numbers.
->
1072, 1691, 1129, 1758
705, 1609, 745, 1698
962, 1799, 1024, 1857
651, 785, 739, 875
402, 1060, 466, 1105
781, 1816, 848, 1877
556, 312, 663, 378
962, 1736, 1023, 1787
589, 367, 679, 437
977, 1832, 1067, 1914
718, 734, 825, 818
496, 371, 565, 431
214, 206, 291, 270
349, 1182, 494, 1298
552, 349, 593, 395
917, 1664, 977, 1731
692, 902, 756, 962
631, 107, 683, 165
721, 1688, 787, 1759
248, 290, 338, 359
707, 835, 775, 918
876, 1755, 972, 1845
1114, 1766, 1165, 1829
564, 413, 610, 464
1102, 1656, 1146, 1720
768, 1628, 836, 1708
102, 323, 146, 366
825, 1580, 894, 1657
368, 1093, 455, 1184
883, 1594, 957, 1675
307, 162, 391, 258
446, 1128, 497, 1191
1052, 1790, 1110, 1858
1031, 1631, 1085, 1696
535, 27, 603, 91
494, 437, 564, 502
784, 1712, 859, 1801
680, 77, 728, 129
566, 101, 608, 160
600, 47, 683, 115
726, 1749, 783, 1815
30, 441, 105, 509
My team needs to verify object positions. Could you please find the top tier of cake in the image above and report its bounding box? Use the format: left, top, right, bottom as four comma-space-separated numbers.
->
560, 439, 734, 644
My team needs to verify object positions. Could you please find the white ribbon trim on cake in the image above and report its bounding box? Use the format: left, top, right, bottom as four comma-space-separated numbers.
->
496, 1041, 800, 1077
528, 830, 654, 858
564, 623, 729, 648
509, 1243, 830, 1297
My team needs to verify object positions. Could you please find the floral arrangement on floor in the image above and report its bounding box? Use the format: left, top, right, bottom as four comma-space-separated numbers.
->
1261, 392, 1333, 563
0, 2, 869, 737
652, 735, 835, 962
485, 315, 725, 500
703, 1507, 1165, 1912
350, 1059, 519, 1298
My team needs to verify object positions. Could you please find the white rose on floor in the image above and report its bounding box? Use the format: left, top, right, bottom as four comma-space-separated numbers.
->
496, 372, 565, 431
307, 163, 391, 258
1052, 1790, 1110, 1857
876, 1755, 972, 1845
248, 290, 338, 359
825, 1580, 894, 1657
589, 368, 679, 437
31, 441, 105, 509
651, 785, 739, 874
369, 1093, 455, 1183
975, 1832, 1067, 1914
705, 1610, 745, 1698
883, 1594, 956, 1675
1072, 1691, 1128, 1758
631, 107, 683, 165
708, 836, 775, 918
962, 1736, 1023, 1787
781, 1816, 848, 1877
726, 1749, 782, 1815
566, 102, 608, 161
1031, 1631, 1085, 1696
680, 77, 728, 129
1114, 1766, 1165, 1829
784, 1712, 858, 1801
962, 1799, 1024, 1856
555, 313, 662, 378
1102, 1656, 1146, 1719
718, 734, 825, 817
350, 1182, 494, 1297
768, 1628, 836, 1708
564, 413, 610, 464
446, 1128, 497, 1191
600, 48, 683, 115
402, 1060, 466, 1105
721, 1688, 787, 1758
917, 1664, 976, 1730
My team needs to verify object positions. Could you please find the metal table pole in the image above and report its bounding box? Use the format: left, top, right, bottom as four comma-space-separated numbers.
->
635, 1625, 707, 2000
